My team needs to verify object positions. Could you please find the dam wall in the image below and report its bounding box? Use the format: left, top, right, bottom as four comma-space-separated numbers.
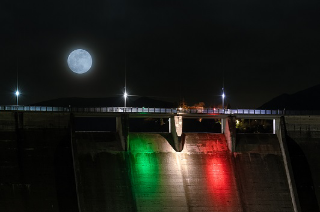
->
73, 132, 242, 212
1, 111, 318, 212
285, 116, 320, 212
0, 112, 78, 212
73, 131, 295, 212
234, 134, 294, 212
73, 132, 135, 212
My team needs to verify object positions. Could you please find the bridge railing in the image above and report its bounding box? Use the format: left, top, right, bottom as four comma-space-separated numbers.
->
0, 106, 179, 113
0, 105, 69, 112
1, 105, 320, 115
178, 108, 285, 115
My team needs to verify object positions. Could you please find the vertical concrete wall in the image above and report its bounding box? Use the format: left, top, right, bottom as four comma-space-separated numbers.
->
277, 117, 301, 212
285, 116, 320, 212
274, 118, 280, 135
72, 132, 135, 212
170, 116, 184, 152
224, 116, 236, 152
0, 112, 78, 212
116, 114, 129, 151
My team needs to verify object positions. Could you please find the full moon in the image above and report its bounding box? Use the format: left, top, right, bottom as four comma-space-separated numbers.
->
67, 49, 92, 74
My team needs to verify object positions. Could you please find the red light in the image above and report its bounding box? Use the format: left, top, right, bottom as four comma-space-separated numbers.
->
206, 156, 231, 205
203, 136, 237, 208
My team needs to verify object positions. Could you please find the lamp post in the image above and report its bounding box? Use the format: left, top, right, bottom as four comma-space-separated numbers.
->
15, 90, 20, 105
221, 88, 225, 133
222, 88, 225, 109
124, 90, 128, 108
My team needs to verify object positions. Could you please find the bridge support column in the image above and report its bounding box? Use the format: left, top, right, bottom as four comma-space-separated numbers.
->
273, 118, 280, 135
170, 116, 185, 152
116, 114, 129, 151
224, 116, 236, 152
221, 118, 226, 133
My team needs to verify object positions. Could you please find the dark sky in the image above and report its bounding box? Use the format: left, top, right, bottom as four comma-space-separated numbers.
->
1, 0, 320, 108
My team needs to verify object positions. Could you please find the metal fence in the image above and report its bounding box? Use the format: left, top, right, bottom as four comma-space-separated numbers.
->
0, 105, 69, 112
1, 105, 320, 115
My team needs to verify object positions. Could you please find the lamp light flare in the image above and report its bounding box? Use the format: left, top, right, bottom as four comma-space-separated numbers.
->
221, 88, 225, 110
124, 92, 128, 98
15, 90, 20, 106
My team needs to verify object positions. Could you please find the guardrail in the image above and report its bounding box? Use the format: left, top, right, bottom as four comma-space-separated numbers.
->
0, 106, 70, 112
1, 105, 320, 115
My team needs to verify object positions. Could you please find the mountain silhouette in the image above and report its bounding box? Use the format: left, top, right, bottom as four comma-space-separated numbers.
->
259, 84, 320, 110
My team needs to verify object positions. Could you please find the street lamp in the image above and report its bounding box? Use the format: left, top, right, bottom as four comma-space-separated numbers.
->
221, 88, 225, 133
124, 91, 128, 107
222, 88, 225, 109
15, 90, 20, 105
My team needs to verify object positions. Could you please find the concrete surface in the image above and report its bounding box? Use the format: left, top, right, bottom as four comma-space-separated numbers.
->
180, 133, 242, 212
285, 116, 320, 212
0, 112, 78, 212
2, 111, 318, 212
234, 134, 294, 212
74, 132, 135, 212
74, 133, 242, 212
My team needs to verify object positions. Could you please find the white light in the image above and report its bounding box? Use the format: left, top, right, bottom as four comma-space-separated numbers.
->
179, 107, 182, 110
222, 93, 225, 99
124, 92, 128, 98
15, 90, 20, 96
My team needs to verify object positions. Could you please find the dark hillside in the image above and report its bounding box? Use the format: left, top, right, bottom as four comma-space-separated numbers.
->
259, 84, 320, 110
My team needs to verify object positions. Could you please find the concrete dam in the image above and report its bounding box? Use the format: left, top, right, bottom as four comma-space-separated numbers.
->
0, 111, 319, 212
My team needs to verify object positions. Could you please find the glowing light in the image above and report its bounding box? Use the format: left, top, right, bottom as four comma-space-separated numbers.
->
179, 107, 182, 110
124, 92, 128, 98
206, 156, 230, 205
236, 120, 240, 125
222, 93, 225, 99
129, 136, 160, 198
203, 135, 234, 206
15, 90, 20, 105
67, 49, 92, 74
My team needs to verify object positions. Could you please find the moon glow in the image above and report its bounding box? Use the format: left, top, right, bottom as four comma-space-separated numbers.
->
67, 49, 92, 74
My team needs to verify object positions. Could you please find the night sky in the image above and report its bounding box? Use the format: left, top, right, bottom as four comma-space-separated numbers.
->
1, 0, 320, 108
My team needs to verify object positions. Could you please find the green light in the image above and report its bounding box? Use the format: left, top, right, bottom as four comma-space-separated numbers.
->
129, 135, 160, 199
